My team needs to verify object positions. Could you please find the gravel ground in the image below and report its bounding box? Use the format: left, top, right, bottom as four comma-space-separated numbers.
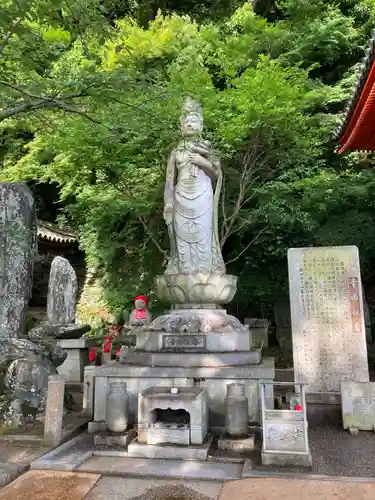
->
130, 483, 214, 500
85, 477, 223, 500
249, 424, 375, 477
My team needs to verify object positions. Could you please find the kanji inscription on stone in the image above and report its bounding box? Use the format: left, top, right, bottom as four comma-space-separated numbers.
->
288, 246, 369, 393
162, 335, 206, 350
264, 422, 306, 452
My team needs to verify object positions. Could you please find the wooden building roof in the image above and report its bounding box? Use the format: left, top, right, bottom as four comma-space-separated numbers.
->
337, 32, 375, 153
37, 220, 77, 244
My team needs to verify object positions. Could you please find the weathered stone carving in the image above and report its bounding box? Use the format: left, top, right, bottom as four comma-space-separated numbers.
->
0, 183, 37, 337
0, 330, 69, 426
149, 309, 247, 333
0, 188, 74, 425
47, 256, 78, 325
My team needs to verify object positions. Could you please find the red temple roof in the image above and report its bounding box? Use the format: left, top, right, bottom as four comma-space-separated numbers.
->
338, 34, 375, 153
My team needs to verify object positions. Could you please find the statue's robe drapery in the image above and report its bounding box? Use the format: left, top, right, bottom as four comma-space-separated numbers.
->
164, 141, 225, 275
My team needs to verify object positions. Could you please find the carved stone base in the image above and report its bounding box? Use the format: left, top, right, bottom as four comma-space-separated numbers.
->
155, 273, 237, 306
149, 309, 247, 334
120, 349, 261, 367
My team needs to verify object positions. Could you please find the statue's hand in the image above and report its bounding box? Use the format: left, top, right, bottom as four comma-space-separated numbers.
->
163, 203, 173, 224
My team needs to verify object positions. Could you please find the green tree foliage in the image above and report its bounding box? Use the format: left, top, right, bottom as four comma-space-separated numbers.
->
1, 0, 375, 315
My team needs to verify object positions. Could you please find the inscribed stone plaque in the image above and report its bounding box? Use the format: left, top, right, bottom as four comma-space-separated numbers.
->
341, 382, 375, 431
264, 421, 306, 453
162, 335, 206, 350
288, 246, 369, 393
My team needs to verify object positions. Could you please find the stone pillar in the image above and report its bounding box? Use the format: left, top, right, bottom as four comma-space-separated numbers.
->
106, 380, 128, 433
0, 183, 36, 337
47, 256, 78, 325
225, 383, 249, 437
82, 365, 94, 418
44, 375, 65, 447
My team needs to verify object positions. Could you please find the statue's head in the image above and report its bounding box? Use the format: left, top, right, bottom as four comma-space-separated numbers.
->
180, 97, 203, 137
134, 295, 148, 310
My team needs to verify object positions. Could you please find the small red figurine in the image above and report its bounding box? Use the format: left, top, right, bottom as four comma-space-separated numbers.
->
89, 347, 97, 364
129, 295, 152, 326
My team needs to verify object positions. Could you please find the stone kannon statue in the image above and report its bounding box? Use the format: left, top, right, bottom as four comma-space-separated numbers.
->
164, 97, 225, 276
155, 97, 237, 308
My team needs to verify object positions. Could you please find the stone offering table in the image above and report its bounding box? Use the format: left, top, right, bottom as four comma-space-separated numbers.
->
137, 386, 208, 445
57, 338, 95, 383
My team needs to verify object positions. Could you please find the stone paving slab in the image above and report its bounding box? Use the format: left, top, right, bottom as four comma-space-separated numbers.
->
30, 433, 93, 471
0, 442, 49, 466
218, 478, 375, 500
0, 463, 28, 488
85, 477, 223, 500
78, 456, 243, 481
0, 470, 100, 500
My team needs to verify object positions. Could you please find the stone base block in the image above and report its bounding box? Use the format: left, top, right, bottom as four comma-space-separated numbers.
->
218, 434, 255, 452
92, 360, 275, 427
121, 350, 261, 367
261, 450, 312, 468
132, 326, 251, 353
88, 421, 106, 433
127, 435, 214, 460
93, 429, 137, 447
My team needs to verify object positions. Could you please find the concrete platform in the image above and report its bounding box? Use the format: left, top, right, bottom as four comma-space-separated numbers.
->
127, 436, 214, 460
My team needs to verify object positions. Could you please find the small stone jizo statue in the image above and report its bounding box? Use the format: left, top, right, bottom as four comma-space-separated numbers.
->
129, 295, 152, 327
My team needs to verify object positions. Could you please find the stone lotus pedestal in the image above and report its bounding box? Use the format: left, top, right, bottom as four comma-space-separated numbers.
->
154, 272, 237, 307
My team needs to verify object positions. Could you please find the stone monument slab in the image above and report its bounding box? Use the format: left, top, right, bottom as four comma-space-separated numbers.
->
288, 246, 369, 393
0, 183, 36, 337
47, 256, 78, 325
341, 381, 375, 431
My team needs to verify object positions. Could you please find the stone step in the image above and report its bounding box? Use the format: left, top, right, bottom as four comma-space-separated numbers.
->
78, 456, 243, 481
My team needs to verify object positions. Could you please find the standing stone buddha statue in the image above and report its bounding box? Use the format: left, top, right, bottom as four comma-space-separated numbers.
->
163, 97, 225, 276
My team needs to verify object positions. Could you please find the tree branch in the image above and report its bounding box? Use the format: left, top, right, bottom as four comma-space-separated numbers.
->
137, 215, 167, 258
220, 137, 266, 248
225, 227, 267, 266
